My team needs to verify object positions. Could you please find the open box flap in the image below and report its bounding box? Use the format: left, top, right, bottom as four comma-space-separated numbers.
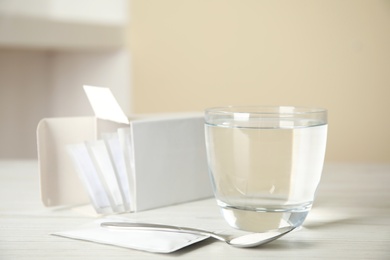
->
37, 117, 96, 207
83, 85, 129, 125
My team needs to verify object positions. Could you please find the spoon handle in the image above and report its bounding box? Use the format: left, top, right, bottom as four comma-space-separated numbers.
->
101, 222, 214, 237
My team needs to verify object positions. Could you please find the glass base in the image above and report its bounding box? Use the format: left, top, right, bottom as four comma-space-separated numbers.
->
219, 204, 310, 232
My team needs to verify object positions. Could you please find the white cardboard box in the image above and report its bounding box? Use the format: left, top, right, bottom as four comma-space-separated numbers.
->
37, 86, 212, 212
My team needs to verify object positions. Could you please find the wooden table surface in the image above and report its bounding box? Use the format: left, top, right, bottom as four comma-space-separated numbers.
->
1, 160, 389, 259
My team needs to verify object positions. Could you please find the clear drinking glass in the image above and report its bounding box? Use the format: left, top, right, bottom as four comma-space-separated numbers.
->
204, 106, 327, 232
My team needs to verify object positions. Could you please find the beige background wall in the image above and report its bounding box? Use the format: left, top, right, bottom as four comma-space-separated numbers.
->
129, 0, 390, 162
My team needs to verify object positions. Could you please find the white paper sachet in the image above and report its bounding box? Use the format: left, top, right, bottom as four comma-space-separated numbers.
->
66, 144, 113, 214
117, 127, 136, 212
102, 132, 132, 212
53, 218, 210, 253
86, 140, 125, 213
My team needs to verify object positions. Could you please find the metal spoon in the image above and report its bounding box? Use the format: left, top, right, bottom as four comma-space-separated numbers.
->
101, 222, 295, 248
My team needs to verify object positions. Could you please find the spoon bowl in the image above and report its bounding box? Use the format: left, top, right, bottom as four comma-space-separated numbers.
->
101, 222, 295, 248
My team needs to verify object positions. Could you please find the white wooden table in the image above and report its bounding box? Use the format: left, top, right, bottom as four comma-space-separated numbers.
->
1, 160, 389, 259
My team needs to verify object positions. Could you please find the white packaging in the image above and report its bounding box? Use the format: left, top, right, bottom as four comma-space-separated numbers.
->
37, 85, 213, 213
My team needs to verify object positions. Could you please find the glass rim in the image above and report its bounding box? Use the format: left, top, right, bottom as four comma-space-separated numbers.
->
205, 105, 327, 115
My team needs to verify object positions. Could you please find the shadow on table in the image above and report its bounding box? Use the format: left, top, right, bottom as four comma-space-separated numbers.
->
171, 235, 311, 256
170, 207, 380, 256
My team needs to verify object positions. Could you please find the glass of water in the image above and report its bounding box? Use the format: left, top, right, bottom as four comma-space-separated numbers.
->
204, 106, 327, 232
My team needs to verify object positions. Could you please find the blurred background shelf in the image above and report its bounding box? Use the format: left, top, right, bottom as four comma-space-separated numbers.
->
0, 0, 131, 158
0, 0, 128, 50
